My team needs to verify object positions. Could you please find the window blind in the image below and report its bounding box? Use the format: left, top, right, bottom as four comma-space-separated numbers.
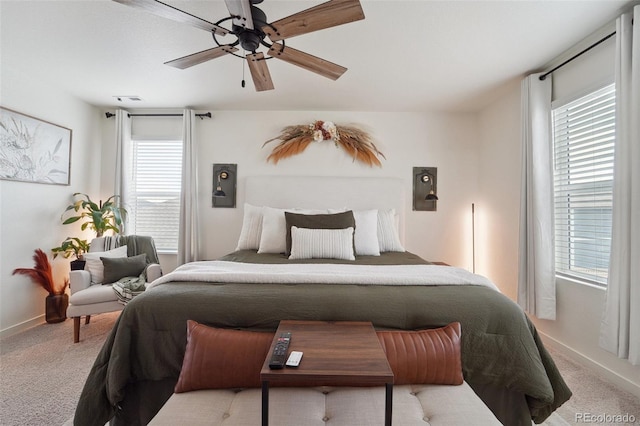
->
552, 84, 615, 285
128, 139, 183, 252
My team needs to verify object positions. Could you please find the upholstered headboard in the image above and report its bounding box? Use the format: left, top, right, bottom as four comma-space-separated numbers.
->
244, 176, 405, 242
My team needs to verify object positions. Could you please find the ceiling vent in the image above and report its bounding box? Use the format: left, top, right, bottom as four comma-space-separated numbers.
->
113, 95, 143, 102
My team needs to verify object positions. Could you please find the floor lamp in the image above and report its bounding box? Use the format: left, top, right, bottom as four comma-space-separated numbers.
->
472, 203, 476, 273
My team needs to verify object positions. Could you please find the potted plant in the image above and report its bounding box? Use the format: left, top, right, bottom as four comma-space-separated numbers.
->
61, 193, 127, 237
13, 249, 70, 323
51, 237, 90, 270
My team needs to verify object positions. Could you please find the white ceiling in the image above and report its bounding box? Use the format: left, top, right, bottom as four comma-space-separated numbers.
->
0, 0, 633, 113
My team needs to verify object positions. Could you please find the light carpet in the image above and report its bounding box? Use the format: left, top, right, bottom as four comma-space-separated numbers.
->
0, 312, 120, 426
548, 348, 640, 425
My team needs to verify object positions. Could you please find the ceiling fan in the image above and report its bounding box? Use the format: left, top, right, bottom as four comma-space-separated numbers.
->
112, 0, 365, 91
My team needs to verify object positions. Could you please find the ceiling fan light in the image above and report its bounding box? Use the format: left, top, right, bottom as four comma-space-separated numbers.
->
238, 31, 262, 51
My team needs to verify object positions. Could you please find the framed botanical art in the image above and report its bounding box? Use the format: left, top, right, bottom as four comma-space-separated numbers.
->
0, 107, 72, 185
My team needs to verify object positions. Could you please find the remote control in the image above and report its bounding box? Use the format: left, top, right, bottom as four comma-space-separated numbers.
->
286, 351, 303, 367
268, 332, 291, 369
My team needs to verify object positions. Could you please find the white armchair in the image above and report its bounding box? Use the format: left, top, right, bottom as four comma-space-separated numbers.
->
67, 235, 161, 343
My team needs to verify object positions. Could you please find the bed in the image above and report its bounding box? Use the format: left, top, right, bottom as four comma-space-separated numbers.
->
74, 176, 571, 426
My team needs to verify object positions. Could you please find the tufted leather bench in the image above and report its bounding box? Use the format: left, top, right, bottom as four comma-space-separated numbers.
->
149, 382, 501, 425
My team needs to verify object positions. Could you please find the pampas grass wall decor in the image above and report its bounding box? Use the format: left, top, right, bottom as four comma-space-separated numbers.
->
263, 120, 385, 167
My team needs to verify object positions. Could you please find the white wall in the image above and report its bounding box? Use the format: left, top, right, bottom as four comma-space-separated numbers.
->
0, 67, 102, 335
475, 78, 522, 299
552, 35, 616, 103
101, 110, 480, 270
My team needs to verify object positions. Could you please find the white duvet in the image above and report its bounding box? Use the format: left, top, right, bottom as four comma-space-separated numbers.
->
147, 261, 500, 292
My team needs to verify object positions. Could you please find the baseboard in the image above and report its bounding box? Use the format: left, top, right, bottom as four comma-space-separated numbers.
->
540, 332, 640, 399
0, 314, 44, 339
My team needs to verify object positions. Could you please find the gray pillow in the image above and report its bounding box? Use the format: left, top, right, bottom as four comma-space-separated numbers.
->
101, 253, 147, 284
284, 211, 356, 256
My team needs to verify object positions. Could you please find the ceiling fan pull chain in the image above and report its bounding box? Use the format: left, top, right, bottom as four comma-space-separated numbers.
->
241, 50, 246, 88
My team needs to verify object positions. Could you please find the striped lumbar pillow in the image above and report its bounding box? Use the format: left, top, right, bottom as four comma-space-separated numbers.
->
288, 226, 355, 260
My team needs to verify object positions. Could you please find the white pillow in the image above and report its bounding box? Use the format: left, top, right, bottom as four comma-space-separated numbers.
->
328, 208, 381, 256
83, 245, 128, 284
258, 207, 329, 254
289, 227, 355, 260
377, 209, 405, 252
236, 203, 263, 250
353, 209, 380, 256
257, 207, 288, 254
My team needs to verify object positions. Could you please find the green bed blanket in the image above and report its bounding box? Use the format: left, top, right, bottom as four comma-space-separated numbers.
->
74, 251, 570, 426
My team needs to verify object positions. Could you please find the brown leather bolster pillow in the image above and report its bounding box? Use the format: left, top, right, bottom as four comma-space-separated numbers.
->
174, 321, 361, 390
376, 322, 463, 385
174, 320, 274, 393
175, 320, 463, 392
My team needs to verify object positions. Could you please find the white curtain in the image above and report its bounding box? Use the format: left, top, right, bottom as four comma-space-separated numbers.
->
114, 109, 131, 234
177, 109, 200, 265
600, 6, 640, 365
517, 73, 556, 320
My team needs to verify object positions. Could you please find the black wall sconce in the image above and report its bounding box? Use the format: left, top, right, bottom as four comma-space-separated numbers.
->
413, 166, 438, 211
212, 163, 237, 208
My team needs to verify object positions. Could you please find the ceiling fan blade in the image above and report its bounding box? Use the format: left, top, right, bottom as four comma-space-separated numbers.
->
246, 52, 275, 92
268, 43, 347, 81
224, 0, 254, 30
263, 0, 364, 42
113, 0, 229, 35
164, 46, 238, 69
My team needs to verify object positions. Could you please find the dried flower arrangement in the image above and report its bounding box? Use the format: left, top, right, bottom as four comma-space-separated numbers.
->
13, 249, 69, 295
263, 120, 385, 167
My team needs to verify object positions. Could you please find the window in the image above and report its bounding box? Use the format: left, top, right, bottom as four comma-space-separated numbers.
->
552, 84, 615, 286
127, 139, 183, 253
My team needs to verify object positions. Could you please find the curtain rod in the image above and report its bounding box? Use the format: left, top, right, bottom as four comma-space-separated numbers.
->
105, 112, 212, 119
539, 30, 616, 81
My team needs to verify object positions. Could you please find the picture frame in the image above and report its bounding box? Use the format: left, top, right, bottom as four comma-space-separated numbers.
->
0, 107, 72, 185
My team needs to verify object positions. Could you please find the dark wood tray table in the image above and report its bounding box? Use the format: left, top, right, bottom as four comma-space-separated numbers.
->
260, 320, 394, 426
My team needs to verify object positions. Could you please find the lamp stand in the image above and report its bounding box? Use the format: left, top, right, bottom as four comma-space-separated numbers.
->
472, 203, 475, 273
